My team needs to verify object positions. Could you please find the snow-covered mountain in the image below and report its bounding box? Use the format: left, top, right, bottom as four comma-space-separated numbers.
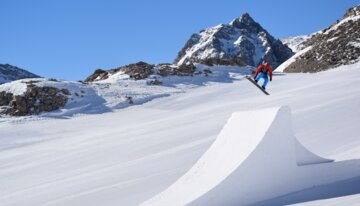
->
0, 64, 39, 84
278, 5, 360, 73
174, 13, 294, 69
280, 35, 311, 53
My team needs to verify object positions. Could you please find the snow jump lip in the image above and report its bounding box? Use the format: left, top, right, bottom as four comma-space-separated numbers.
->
141, 106, 360, 206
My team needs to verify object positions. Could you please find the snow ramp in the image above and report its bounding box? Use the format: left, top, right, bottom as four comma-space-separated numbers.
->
141, 106, 360, 206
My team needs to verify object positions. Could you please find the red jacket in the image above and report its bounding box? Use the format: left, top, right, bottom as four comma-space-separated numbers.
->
254, 64, 273, 81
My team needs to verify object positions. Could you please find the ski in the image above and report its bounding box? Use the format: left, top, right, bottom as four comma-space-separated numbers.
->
246, 76, 270, 95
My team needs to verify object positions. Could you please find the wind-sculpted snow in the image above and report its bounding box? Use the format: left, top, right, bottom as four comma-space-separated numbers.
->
142, 107, 360, 206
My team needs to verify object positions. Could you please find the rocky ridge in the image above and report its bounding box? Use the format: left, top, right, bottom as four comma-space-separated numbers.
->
282, 5, 360, 73
85, 61, 196, 82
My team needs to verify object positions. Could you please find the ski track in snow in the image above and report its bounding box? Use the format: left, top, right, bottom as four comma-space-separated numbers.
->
0, 62, 360, 205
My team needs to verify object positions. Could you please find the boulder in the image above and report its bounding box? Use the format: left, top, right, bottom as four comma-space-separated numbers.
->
0, 85, 69, 116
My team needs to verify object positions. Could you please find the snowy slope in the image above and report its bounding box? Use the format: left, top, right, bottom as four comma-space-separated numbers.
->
143, 107, 359, 206
291, 194, 360, 206
0, 62, 359, 205
0, 64, 39, 84
0, 65, 252, 120
280, 35, 311, 53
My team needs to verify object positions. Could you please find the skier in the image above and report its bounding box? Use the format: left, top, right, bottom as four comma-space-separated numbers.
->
254, 61, 273, 90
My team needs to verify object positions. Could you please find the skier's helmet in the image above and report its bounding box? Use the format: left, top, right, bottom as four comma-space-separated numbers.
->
262, 60, 268, 66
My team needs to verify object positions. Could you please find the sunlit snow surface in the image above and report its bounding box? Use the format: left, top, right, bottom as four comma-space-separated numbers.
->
0, 62, 360, 205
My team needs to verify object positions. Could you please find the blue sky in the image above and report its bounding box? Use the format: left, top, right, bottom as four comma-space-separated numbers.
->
1, 0, 359, 80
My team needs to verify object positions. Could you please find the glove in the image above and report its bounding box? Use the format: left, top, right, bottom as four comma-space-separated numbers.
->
270, 78, 272, 82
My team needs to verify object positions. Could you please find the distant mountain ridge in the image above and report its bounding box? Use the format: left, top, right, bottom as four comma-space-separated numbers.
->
280, 35, 311, 53
0, 64, 39, 84
174, 13, 294, 69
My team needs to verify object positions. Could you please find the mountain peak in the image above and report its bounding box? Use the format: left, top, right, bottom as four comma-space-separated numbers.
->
174, 13, 293, 68
230, 12, 256, 27
240, 12, 253, 22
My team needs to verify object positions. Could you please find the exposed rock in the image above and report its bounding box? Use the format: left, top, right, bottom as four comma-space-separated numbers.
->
176, 63, 196, 76
85, 62, 154, 82
343, 5, 360, 18
0, 85, 69, 116
203, 68, 213, 76
156, 64, 176, 77
147, 79, 163, 85
125, 96, 134, 104
121, 61, 153, 80
61, 88, 70, 95
84, 69, 108, 82
0, 91, 13, 106
156, 63, 196, 77
283, 5, 360, 73
174, 13, 293, 69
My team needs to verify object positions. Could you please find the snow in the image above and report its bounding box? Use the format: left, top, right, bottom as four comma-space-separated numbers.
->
0, 61, 360, 205
348, 41, 360, 48
142, 107, 355, 206
177, 26, 223, 65
176, 18, 275, 67
291, 194, 360, 206
327, 37, 338, 42
0, 66, 252, 121
0, 80, 28, 95
275, 46, 313, 72
281, 35, 311, 53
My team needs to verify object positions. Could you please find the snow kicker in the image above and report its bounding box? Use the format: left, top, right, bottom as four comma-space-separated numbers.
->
141, 106, 360, 206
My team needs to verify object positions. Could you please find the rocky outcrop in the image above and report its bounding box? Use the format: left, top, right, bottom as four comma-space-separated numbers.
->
84, 69, 108, 82
121, 61, 153, 80
156, 63, 196, 77
0, 64, 40, 84
85, 61, 198, 82
283, 5, 360, 73
85, 61, 154, 82
0, 82, 69, 116
174, 13, 294, 69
